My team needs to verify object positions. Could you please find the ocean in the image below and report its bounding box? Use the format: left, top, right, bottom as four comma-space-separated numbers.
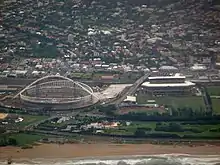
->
1, 154, 220, 165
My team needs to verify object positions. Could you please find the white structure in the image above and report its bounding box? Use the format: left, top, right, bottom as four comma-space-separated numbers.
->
15, 75, 99, 111
159, 65, 178, 72
67, 34, 74, 44
123, 96, 137, 104
190, 64, 207, 71
142, 73, 195, 96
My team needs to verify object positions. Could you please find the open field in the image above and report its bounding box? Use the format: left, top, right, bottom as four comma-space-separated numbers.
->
137, 94, 205, 110
207, 86, 220, 96
18, 115, 48, 126
6, 133, 44, 146
69, 72, 142, 83
15, 115, 49, 127
212, 98, 220, 114
118, 106, 165, 114
104, 121, 220, 138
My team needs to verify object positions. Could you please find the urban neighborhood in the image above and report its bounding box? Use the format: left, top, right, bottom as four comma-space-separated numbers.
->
1, 0, 220, 164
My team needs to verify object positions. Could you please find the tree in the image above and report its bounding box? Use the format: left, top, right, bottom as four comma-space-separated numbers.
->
8, 138, 17, 146
0, 135, 7, 146
134, 128, 146, 137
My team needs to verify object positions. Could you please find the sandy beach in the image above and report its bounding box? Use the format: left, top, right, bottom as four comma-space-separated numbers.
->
1, 143, 220, 160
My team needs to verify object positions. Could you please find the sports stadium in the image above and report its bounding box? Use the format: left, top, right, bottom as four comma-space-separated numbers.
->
14, 75, 99, 111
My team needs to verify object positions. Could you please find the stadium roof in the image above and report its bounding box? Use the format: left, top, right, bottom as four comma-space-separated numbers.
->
148, 73, 185, 80
142, 81, 195, 87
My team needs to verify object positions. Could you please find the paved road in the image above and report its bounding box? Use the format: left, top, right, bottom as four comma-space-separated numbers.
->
111, 72, 151, 105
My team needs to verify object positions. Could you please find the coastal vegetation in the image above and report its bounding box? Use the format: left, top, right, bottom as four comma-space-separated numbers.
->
0, 133, 44, 147
102, 121, 220, 139
0, 92, 219, 148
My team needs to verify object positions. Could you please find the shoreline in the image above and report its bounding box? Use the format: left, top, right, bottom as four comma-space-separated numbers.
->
1, 143, 220, 161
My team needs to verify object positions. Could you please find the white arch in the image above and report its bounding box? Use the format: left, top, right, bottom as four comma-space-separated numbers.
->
25, 80, 92, 93
13, 75, 99, 100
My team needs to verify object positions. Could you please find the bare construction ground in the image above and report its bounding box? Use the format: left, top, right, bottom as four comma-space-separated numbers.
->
94, 84, 132, 102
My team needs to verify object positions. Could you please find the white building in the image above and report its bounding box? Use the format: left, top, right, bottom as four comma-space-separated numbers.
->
159, 65, 178, 72
142, 73, 195, 96
190, 64, 207, 72
123, 96, 137, 104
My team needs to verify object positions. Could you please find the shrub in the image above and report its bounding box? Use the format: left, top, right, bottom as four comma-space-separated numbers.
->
21, 144, 33, 149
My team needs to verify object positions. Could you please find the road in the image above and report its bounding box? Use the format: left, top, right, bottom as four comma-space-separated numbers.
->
111, 72, 151, 105
200, 86, 213, 113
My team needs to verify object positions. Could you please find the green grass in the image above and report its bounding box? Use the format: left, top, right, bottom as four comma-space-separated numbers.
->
11, 133, 44, 146
207, 86, 220, 96
156, 97, 205, 110
103, 121, 220, 138
211, 99, 220, 114
71, 72, 93, 79
137, 94, 205, 110
0, 133, 45, 146
17, 115, 48, 127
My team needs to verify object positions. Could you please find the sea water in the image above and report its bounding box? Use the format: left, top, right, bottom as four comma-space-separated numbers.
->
1, 154, 220, 165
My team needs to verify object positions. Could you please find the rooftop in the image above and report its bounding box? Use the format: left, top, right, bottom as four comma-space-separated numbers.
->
142, 81, 195, 87
123, 96, 137, 102
148, 73, 186, 80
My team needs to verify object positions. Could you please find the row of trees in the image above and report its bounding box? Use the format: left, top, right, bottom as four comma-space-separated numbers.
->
0, 106, 50, 116
170, 107, 213, 117
117, 110, 219, 122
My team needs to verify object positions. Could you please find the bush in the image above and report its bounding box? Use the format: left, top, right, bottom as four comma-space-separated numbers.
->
210, 128, 220, 132
8, 138, 17, 146
184, 128, 203, 133
21, 144, 33, 149
155, 123, 184, 132
98, 104, 117, 116
141, 127, 152, 131
134, 128, 146, 137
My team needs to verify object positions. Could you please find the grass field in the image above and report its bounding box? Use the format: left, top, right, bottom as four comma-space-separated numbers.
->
118, 107, 165, 114
8, 133, 45, 146
17, 115, 48, 127
155, 96, 205, 110
137, 94, 205, 110
207, 86, 220, 96
69, 72, 142, 83
211, 99, 220, 114
0, 133, 45, 147
71, 72, 93, 79
104, 121, 220, 138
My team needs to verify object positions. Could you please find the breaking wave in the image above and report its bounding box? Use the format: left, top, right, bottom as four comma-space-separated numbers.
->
1, 154, 220, 165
